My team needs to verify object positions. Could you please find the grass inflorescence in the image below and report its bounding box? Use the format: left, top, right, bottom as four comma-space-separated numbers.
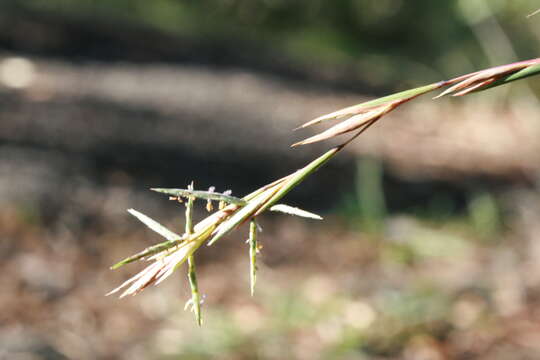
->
109, 57, 540, 324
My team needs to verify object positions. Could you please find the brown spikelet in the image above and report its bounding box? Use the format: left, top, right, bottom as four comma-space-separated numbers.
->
435, 59, 540, 98
292, 99, 405, 147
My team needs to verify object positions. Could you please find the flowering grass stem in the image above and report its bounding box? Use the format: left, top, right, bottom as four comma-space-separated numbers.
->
109, 57, 540, 325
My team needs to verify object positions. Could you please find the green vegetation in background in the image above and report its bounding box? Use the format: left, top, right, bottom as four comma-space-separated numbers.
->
356, 158, 387, 235
152, 282, 471, 359
8, 0, 540, 89
467, 190, 502, 240
336, 156, 506, 268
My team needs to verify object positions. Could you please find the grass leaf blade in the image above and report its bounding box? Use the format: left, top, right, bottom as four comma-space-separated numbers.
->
128, 208, 182, 242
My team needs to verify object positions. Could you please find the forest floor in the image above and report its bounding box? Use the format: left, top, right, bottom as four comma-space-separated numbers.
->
2, 53, 540, 359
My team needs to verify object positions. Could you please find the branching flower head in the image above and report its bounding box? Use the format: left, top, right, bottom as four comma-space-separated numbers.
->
107, 151, 331, 323
109, 57, 540, 325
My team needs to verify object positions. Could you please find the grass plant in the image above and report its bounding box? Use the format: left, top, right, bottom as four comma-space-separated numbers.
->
109, 57, 540, 324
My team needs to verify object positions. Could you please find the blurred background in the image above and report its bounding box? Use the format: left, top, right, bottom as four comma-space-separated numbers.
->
1, 1, 540, 359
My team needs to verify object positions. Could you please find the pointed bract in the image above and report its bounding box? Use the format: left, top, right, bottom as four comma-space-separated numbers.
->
296, 103, 379, 129
270, 204, 323, 220
128, 209, 182, 242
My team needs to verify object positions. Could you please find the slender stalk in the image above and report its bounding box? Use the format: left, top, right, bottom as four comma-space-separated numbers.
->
187, 257, 202, 325
344, 82, 446, 111
185, 183, 195, 235
249, 219, 258, 296
185, 183, 202, 326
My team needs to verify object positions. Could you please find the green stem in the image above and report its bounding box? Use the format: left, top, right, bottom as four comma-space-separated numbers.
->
355, 82, 446, 108
187, 256, 202, 326
249, 220, 258, 296
185, 183, 202, 326
185, 184, 195, 235
254, 145, 342, 216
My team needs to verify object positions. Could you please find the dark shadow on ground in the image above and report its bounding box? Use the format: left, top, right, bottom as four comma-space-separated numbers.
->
0, 3, 380, 95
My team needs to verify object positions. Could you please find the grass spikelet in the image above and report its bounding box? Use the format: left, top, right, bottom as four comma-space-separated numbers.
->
292, 102, 395, 146
107, 223, 216, 297
435, 58, 540, 98
293, 83, 444, 146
